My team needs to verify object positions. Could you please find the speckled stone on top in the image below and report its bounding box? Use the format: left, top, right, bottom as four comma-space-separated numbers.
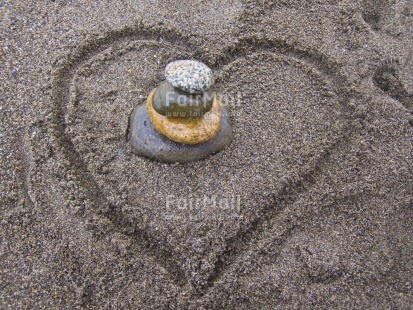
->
165, 60, 214, 94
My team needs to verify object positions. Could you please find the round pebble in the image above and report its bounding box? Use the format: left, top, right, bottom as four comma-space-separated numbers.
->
165, 60, 214, 94
152, 81, 214, 117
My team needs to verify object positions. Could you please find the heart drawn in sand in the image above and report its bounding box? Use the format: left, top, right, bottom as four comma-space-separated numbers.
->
51, 25, 352, 292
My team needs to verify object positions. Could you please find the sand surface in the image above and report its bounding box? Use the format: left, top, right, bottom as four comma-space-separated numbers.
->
1, 0, 412, 308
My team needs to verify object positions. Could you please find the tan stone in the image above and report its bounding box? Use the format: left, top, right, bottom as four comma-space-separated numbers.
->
146, 89, 221, 144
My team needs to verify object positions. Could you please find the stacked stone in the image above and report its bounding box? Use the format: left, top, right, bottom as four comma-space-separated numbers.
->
148, 60, 220, 144
128, 60, 233, 163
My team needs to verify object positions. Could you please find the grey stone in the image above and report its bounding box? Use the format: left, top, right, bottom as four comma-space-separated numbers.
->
128, 102, 232, 163
165, 60, 214, 94
152, 80, 214, 117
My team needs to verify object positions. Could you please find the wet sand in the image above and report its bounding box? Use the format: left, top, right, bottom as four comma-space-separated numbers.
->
1, 0, 412, 308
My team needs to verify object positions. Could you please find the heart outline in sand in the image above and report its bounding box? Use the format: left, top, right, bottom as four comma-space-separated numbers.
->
47, 24, 354, 294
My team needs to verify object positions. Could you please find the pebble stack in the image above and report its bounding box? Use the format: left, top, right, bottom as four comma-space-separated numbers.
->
128, 60, 232, 163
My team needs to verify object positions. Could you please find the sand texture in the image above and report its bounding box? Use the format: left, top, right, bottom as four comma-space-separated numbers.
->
1, 0, 412, 308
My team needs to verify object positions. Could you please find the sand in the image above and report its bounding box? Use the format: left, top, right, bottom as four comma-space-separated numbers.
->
1, 0, 412, 308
